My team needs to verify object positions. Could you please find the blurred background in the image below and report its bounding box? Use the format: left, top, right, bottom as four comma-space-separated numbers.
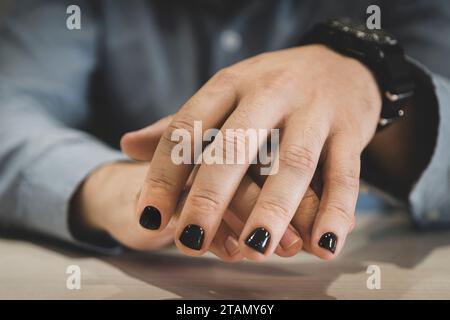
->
0, 1, 11, 15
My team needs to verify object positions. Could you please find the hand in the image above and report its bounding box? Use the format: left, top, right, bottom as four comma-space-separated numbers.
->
71, 119, 305, 261
134, 44, 381, 261
122, 117, 325, 260
71, 161, 175, 251
120, 117, 305, 260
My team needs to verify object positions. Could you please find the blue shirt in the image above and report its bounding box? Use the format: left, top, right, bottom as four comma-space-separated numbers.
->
1, 0, 450, 252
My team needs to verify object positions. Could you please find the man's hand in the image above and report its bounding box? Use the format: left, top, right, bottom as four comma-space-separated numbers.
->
132, 44, 381, 261
70, 120, 304, 261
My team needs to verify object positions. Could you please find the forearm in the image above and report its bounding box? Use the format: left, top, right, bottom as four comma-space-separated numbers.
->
0, 0, 127, 251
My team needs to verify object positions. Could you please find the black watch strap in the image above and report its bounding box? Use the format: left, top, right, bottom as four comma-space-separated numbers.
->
300, 19, 415, 129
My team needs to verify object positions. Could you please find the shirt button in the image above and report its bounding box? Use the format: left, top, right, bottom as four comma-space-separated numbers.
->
220, 30, 242, 53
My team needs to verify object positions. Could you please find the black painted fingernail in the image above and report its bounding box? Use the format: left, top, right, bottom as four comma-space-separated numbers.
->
245, 227, 271, 254
139, 206, 161, 230
318, 232, 337, 253
179, 224, 204, 250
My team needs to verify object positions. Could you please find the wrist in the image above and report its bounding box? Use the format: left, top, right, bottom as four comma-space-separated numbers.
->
70, 163, 116, 234
347, 54, 383, 120
307, 44, 382, 136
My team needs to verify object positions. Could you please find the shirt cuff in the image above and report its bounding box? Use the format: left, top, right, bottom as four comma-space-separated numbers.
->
19, 135, 128, 254
408, 62, 450, 227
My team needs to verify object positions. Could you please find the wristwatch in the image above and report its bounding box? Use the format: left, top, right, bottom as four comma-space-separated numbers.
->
300, 19, 415, 129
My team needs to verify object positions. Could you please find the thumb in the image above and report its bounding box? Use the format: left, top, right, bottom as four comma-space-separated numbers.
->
120, 115, 173, 161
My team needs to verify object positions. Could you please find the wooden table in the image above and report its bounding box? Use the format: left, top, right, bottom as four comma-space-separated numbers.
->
1, 211, 450, 299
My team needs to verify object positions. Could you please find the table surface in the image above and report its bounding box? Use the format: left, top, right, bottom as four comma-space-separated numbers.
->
1, 211, 450, 300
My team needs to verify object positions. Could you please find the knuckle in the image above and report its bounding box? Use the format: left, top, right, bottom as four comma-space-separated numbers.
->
233, 107, 254, 128
327, 167, 360, 191
161, 115, 197, 152
212, 67, 239, 89
259, 197, 293, 222
146, 174, 176, 194
189, 188, 222, 213
280, 144, 317, 172
259, 69, 297, 93
327, 200, 355, 225
222, 128, 247, 146
167, 115, 196, 137
221, 128, 249, 161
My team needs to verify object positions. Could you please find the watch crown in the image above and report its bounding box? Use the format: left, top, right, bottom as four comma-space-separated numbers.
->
385, 90, 413, 102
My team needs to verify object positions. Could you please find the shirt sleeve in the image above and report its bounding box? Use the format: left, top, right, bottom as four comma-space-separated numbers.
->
408, 71, 450, 227
382, 0, 450, 226
0, 0, 126, 253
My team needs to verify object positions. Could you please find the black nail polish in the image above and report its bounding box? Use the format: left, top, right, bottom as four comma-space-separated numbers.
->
179, 224, 204, 250
318, 232, 337, 253
139, 206, 161, 230
245, 227, 271, 254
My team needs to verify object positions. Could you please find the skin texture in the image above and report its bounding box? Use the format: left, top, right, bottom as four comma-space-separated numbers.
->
73, 44, 435, 262
73, 117, 305, 261
131, 44, 381, 261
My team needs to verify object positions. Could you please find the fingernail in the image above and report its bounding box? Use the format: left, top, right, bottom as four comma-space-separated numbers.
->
139, 206, 161, 230
225, 236, 240, 256
179, 224, 204, 250
245, 227, 271, 254
280, 226, 302, 250
318, 232, 337, 253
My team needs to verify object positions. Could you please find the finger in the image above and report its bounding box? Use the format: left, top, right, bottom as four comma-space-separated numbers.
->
136, 70, 239, 232
121, 117, 300, 258
173, 166, 244, 262
246, 128, 324, 256
248, 151, 304, 256
174, 93, 286, 255
229, 175, 303, 257
186, 165, 300, 258
208, 216, 244, 262
247, 151, 273, 186
180, 163, 298, 259
239, 111, 328, 261
290, 183, 321, 253
310, 135, 360, 260
120, 115, 173, 161
222, 207, 245, 235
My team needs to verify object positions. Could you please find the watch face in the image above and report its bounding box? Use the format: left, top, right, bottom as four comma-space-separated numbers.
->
328, 19, 397, 46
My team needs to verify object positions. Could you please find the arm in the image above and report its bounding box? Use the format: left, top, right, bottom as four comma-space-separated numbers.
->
0, 0, 125, 251
0, 1, 278, 260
